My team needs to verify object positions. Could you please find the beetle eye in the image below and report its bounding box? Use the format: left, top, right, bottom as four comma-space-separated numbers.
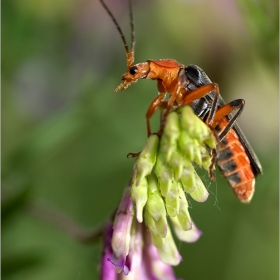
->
129, 66, 138, 75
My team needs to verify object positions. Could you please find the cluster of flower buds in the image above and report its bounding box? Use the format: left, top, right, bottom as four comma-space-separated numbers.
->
100, 106, 216, 279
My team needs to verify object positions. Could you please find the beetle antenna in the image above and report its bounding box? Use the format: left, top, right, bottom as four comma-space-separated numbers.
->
99, 0, 135, 67
129, 0, 135, 54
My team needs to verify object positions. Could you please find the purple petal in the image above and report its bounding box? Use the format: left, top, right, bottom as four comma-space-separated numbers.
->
142, 233, 178, 280
110, 188, 134, 275
123, 221, 149, 279
100, 222, 117, 280
108, 255, 129, 275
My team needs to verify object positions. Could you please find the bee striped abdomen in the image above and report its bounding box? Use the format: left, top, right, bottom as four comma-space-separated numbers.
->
215, 119, 255, 202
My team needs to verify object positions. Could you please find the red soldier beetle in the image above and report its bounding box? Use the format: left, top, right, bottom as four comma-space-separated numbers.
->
99, 0, 262, 202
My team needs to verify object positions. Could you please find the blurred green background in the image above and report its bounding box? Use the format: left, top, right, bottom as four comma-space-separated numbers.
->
2, 0, 279, 279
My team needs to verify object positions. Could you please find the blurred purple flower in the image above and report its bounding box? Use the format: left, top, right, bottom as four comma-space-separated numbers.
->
100, 188, 179, 279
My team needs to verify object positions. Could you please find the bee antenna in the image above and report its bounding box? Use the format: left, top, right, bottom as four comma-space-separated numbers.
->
100, 0, 135, 66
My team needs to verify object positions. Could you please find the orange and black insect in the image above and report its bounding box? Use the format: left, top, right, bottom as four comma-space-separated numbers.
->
99, 0, 262, 202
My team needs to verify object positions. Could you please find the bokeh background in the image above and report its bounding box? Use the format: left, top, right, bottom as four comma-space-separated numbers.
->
2, 0, 279, 279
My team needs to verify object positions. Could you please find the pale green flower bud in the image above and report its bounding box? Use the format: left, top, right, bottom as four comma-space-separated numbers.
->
180, 106, 210, 142
134, 134, 159, 186
146, 189, 168, 238
131, 176, 148, 223
146, 173, 159, 193
144, 210, 164, 249
178, 132, 196, 161
165, 180, 180, 217
200, 145, 212, 170
154, 156, 173, 197
169, 150, 184, 180
204, 133, 217, 149
176, 184, 192, 231
180, 160, 196, 193
156, 224, 182, 266
158, 112, 180, 161
189, 172, 209, 202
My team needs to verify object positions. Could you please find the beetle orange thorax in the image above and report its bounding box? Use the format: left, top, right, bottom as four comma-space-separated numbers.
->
146, 59, 183, 89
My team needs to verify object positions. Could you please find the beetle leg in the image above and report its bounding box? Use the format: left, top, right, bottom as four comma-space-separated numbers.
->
182, 83, 220, 125
127, 82, 166, 158
181, 83, 245, 140
212, 99, 245, 141
182, 83, 219, 104
127, 98, 166, 157
160, 100, 168, 122
145, 80, 167, 136
209, 148, 217, 181
127, 151, 141, 158
146, 92, 166, 136
155, 78, 186, 135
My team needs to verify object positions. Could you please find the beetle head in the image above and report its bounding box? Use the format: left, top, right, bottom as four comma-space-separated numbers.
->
115, 54, 150, 92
